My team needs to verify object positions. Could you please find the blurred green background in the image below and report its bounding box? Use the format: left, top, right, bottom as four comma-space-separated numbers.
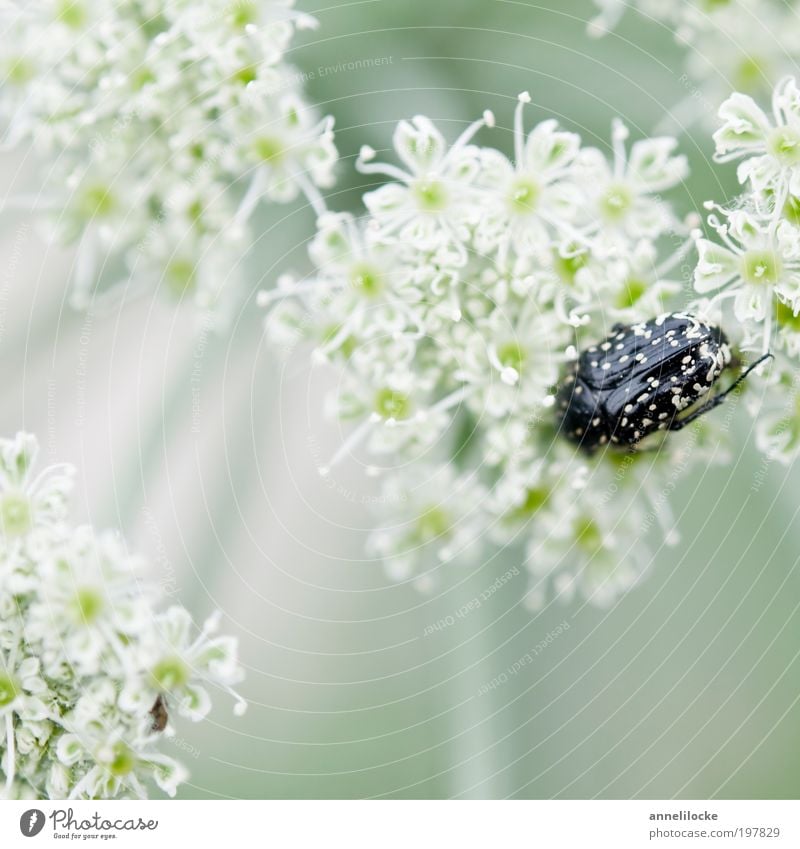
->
2, 0, 800, 799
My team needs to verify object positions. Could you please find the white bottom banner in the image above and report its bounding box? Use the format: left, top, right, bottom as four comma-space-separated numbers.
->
1, 799, 797, 848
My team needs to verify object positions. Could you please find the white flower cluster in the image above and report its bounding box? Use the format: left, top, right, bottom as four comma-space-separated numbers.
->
264, 95, 711, 608
0, 0, 336, 320
694, 76, 800, 463
589, 0, 800, 124
0, 432, 245, 799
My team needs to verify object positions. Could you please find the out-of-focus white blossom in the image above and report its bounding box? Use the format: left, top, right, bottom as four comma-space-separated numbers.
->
0, 0, 336, 322
263, 95, 711, 609
0, 432, 245, 800
588, 0, 800, 129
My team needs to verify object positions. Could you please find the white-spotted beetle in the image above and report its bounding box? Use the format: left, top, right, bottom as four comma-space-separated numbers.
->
556, 312, 771, 452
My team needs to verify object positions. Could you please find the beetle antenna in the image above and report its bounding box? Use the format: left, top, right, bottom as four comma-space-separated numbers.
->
719, 352, 773, 398
668, 352, 773, 432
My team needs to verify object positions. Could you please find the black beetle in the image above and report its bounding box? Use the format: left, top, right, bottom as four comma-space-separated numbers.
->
556, 312, 770, 452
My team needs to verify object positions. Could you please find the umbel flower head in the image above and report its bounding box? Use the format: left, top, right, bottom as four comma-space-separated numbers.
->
0, 432, 245, 800
0, 0, 336, 323
263, 94, 722, 609
588, 0, 800, 130
693, 76, 800, 464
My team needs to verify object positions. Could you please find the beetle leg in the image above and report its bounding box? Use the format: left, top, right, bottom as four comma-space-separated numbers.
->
668, 352, 773, 432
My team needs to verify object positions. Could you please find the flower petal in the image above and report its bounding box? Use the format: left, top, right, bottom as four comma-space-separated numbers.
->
177, 684, 212, 722
393, 116, 447, 174
694, 240, 740, 293
713, 93, 771, 156
627, 137, 688, 191
523, 119, 581, 174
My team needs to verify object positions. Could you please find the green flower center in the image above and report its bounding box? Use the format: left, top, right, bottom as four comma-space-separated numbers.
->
152, 656, 190, 691
0, 492, 32, 537
233, 65, 257, 85
72, 588, 104, 624
187, 200, 205, 226
769, 128, 800, 165
413, 180, 448, 212
349, 263, 383, 297
575, 517, 604, 557
617, 278, 648, 309
507, 487, 550, 524
253, 137, 284, 164
324, 230, 347, 252
734, 56, 766, 94
741, 250, 782, 285
374, 388, 411, 420
775, 300, 800, 332
57, 0, 86, 28
140, 14, 168, 39
601, 184, 633, 220
784, 194, 800, 226
77, 184, 116, 220
5, 57, 33, 85
229, 0, 257, 27
509, 177, 540, 214
553, 246, 589, 285
165, 259, 197, 296
131, 67, 155, 90
0, 674, 20, 708
417, 507, 451, 541
109, 742, 136, 776
497, 341, 525, 372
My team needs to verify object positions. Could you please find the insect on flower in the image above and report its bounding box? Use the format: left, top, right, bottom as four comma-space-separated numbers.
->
556, 312, 771, 452
149, 694, 169, 733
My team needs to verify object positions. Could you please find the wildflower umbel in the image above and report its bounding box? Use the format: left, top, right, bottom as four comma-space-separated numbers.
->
263, 94, 713, 608
588, 0, 800, 131
694, 76, 800, 464
0, 0, 336, 321
0, 433, 245, 799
